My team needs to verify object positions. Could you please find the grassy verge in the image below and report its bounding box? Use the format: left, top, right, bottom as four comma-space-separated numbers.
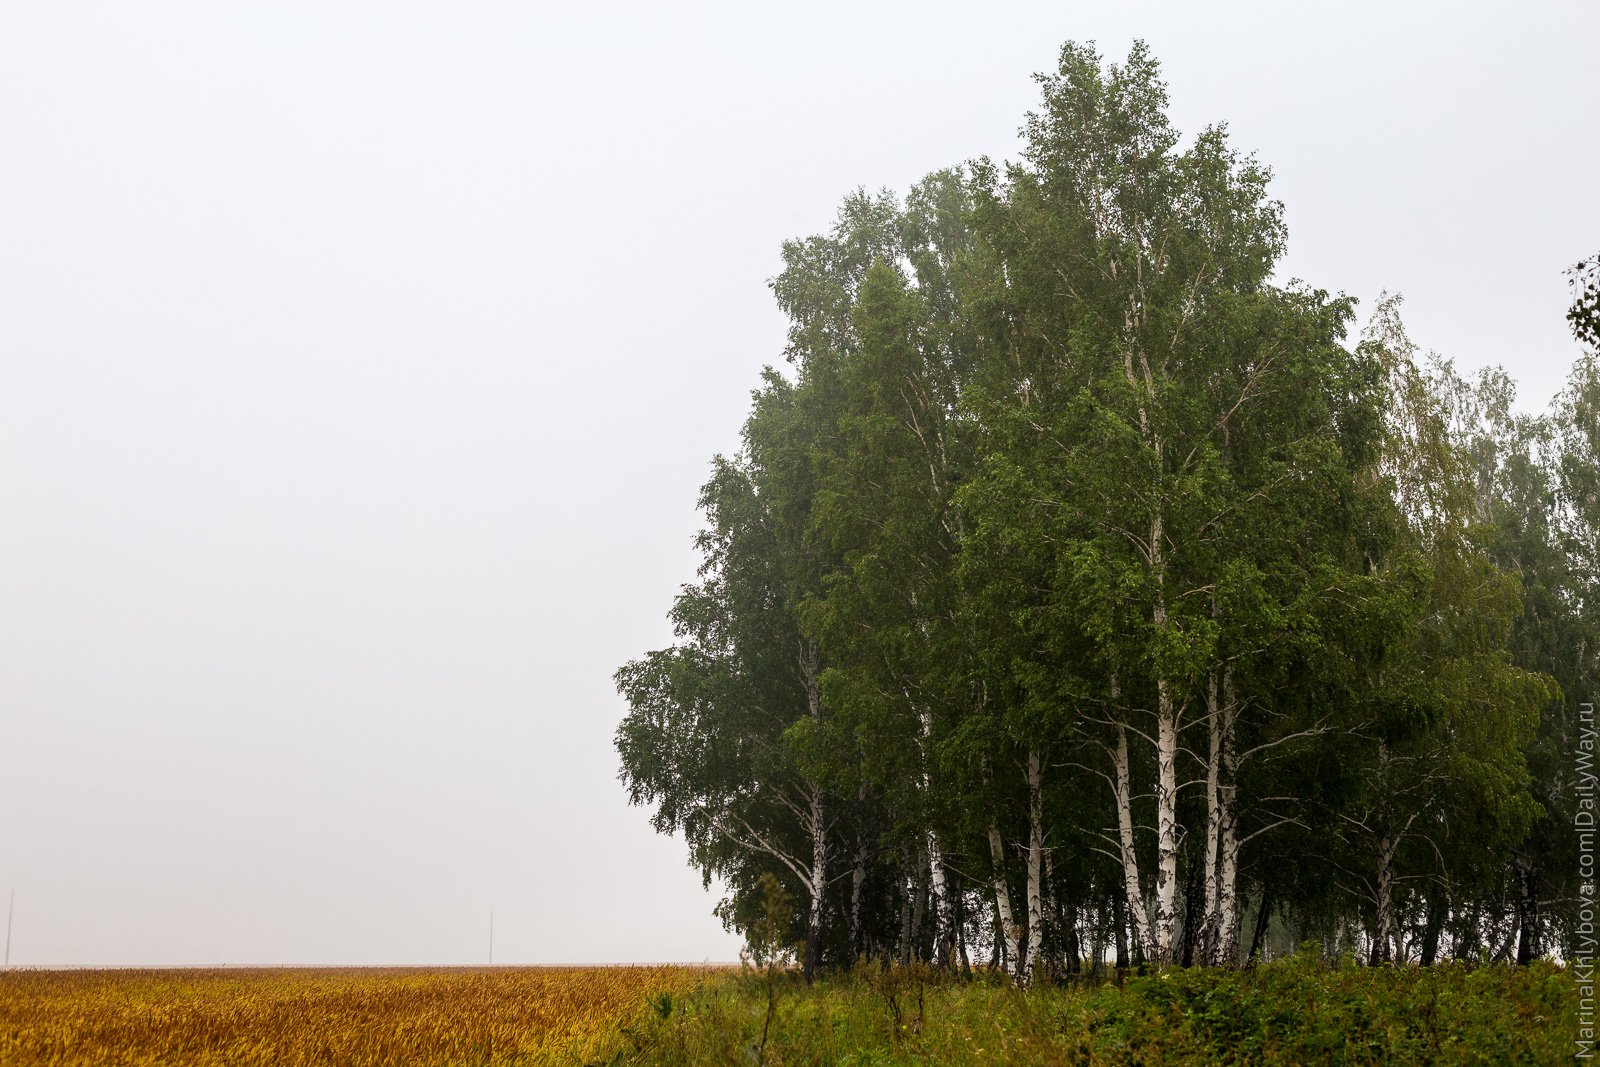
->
601, 956, 1574, 1065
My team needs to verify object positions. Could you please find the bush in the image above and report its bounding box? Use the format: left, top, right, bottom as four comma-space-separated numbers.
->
609, 956, 1574, 1065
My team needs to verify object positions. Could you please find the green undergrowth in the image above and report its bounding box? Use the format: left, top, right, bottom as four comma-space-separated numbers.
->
595, 955, 1574, 1065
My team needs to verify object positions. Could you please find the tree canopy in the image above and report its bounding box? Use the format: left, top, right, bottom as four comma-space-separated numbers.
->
616, 41, 1595, 979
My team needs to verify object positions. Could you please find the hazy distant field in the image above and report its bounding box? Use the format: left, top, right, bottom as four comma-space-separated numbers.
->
0, 965, 717, 1066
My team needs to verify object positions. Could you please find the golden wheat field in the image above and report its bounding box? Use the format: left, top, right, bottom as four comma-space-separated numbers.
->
0, 965, 721, 1066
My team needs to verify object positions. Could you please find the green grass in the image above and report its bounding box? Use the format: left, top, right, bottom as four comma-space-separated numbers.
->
604, 956, 1575, 1065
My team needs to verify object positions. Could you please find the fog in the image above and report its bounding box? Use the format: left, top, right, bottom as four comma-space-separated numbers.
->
1, 1, 1593, 964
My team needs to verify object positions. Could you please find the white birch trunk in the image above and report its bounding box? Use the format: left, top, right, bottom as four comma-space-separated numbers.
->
1154, 681, 1179, 964
1374, 834, 1397, 964
917, 706, 955, 966
1214, 669, 1241, 965
1113, 723, 1154, 961
1024, 749, 1045, 985
1217, 812, 1240, 963
1114, 305, 1175, 965
1149, 492, 1180, 966
1202, 670, 1222, 964
807, 783, 827, 979
800, 643, 827, 980
927, 829, 955, 965
988, 823, 1021, 979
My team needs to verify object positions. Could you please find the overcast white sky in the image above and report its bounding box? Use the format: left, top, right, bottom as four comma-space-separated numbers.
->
1, 2, 1594, 966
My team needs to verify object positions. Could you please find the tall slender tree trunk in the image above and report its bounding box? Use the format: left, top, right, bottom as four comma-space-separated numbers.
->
988, 902, 1002, 971
800, 645, 828, 983
1179, 856, 1199, 967
1024, 749, 1045, 985
1371, 834, 1397, 965
1202, 670, 1223, 963
988, 824, 1021, 979
1063, 897, 1082, 974
908, 857, 934, 966
1419, 891, 1446, 966
1115, 333, 1177, 966
928, 832, 955, 966
1214, 669, 1240, 966
1113, 723, 1154, 962
1154, 698, 1179, 964
1150, 515, 1180, 965
850, 839, 869, 960
1091, 901, 1107, 975
896, 897, 910, 966
1454, 903, 1481, 961
1246, 887, 1272, 965
1130, 381, 1179, 967
1113, 889, 1129, 969
1215, 795, 1240, 964
917, 708, 956, 967
1515, 860, 1540, 965
1048, 851, 1074, 974
805, 784, 827, 983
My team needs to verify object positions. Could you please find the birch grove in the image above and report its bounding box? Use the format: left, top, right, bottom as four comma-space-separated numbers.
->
615, 41, 1598, 979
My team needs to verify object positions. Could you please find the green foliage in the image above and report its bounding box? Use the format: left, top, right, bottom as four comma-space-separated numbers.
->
607, 960, 1574, 1065
615, 36, 1591, 982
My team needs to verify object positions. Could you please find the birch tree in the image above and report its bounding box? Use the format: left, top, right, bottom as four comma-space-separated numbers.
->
614, 372, 848, 982
1316, 304, 1552, 963
808, 242, 976, 967
965, 41, 1365, 964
